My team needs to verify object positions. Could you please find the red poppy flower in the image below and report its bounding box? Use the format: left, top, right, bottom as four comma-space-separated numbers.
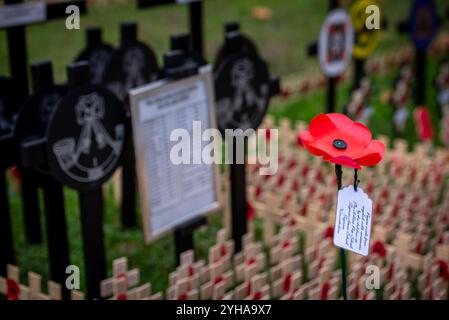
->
320, 282, 330, 300
6, 279, 20, 300
437, 260, 449, 281
299, 113, 384, 169
371, 240, 386, 258
246, 202, 255, 221
116, 293, 128, 300
414, 107, 433, 141
323, 226, 334, 239
283, 273, 292, 292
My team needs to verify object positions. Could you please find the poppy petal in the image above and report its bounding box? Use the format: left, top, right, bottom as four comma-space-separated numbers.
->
329, 156, 361, 169
351, 122, 373, 147
309, 113, 353, 139
357, 140, 385, 167
298, 130, 313, 144
299, 131, 327, 157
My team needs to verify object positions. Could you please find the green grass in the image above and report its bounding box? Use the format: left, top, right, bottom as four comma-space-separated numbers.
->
1, 0, 448, 80
1, 0, 449, 295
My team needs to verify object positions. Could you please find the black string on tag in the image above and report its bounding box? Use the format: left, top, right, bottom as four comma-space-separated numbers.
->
335, 164, 342, 190
354, 169, 359, 192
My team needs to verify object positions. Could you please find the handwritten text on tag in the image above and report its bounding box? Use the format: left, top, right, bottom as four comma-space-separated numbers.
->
333, 186, 373, 256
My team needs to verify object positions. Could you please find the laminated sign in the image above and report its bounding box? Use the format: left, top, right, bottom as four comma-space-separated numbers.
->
129, 67, 222, 242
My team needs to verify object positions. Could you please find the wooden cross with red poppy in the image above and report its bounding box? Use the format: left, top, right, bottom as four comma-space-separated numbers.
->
100, 257, 140, 300
269, 223, 299, 266
234, 234, 266, 284
199, 260, 234, 300
208, 229, 234, 266
394, 233, 423, 271
234, 273, 270, 300
202, 229, 235, 296
166, 250, 205, 300
271, 255, 302, 299
211, 280, 233, 300
0, 264, 29, 300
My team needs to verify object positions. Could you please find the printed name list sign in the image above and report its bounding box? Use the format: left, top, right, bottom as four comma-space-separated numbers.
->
0, 1, 46, 28
129, 67, 221, 242
333, 186, 373, 256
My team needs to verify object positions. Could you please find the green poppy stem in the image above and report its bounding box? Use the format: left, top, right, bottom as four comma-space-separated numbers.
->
335, 164, 348, 300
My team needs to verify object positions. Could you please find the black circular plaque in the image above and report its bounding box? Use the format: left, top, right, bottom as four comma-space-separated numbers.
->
214, 53, 271, 133
214, 34, 259, 73
46, 85, 127, 191
102, 42, 159, 103
75, 44, 115, 85
14, 85, 67, 174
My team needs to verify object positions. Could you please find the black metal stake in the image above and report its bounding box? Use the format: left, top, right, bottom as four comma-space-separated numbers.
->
189, 0, 204, 60
335, 164, 348, 300
327, 77, 337, 113
5, 0, 42, 244
415, 48, 426, 105
78, 189, 106, 299
230, 139, 248, 253
120, 22, 138, 229
30, 61, 70, 298
353, 58, 366, 90
68, 63, 107, 299
41, 178, 70, 298
121, 140, 137, 228
174, 216, 206, 266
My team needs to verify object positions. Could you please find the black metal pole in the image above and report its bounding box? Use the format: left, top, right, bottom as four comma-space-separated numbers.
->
189, 0, 204, 60
335, 164, 347, 300
415, 48, 426, 105
353, 58, 365, 90
68, 62, 107, 299
121, 140, 137, 228
42, 178, 70, 299
174, 216, 206, 265
29, 61, 70, 298
19, 169, 42, 243
78, 189, 106, 299
119, 22, 137, 229
5, 0, 42, 244
327, 77, 337, 113
0, 169, 15, 276
230, 140, 247, 253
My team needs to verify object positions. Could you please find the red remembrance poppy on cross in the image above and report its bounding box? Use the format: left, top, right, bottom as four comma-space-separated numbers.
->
6, 279, 20, 300
299, 113, 385, 169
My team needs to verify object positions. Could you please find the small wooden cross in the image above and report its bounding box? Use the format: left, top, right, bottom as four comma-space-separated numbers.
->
0, 265, 30, 300
394, 233, 423, 271
271, 256, 302, 298
100, 257, 140, 299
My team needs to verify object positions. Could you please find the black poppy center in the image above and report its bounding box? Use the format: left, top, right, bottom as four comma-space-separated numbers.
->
333, 139, 347, 150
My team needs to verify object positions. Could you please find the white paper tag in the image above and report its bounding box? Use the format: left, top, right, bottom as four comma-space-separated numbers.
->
0, 2, 46, 29
333, 185, 373, 256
